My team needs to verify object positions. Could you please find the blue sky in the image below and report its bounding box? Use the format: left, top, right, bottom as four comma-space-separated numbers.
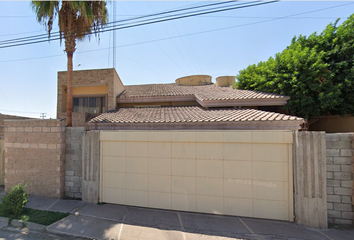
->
0, 1, 353, 118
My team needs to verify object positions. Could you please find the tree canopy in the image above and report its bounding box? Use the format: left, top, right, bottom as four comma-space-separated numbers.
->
236, 14, 354, 120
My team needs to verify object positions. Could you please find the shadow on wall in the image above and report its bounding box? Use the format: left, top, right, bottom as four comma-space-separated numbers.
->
309, 116, 354, 133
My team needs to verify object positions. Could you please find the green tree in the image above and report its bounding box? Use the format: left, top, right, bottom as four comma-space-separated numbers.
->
31, 1, 108, 126
237, 14, 354, 120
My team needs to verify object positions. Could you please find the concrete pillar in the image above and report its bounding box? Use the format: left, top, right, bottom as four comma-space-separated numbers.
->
82, 130, 100, 203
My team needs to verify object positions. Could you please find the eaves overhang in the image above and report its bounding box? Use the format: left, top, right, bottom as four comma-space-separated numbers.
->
89, 119, 303, 131
196, 97, 290, 108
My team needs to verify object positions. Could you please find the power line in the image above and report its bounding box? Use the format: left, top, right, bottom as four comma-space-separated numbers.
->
0, 1, 278, 49
2, 1, 352, 64
0, 1, 226, 38
0, 0, 242, 45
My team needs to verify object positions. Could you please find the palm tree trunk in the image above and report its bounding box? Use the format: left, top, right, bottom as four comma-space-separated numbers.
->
66, 51, 73, 127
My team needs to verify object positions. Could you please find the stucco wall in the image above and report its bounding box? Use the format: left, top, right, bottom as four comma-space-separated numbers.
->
326, 133, 354, 226
4, 119, 66, 198
65, 127, 85, 199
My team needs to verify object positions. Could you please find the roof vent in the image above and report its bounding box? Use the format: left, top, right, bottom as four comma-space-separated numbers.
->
216, 76, 235, 87
175, 75, 212, 86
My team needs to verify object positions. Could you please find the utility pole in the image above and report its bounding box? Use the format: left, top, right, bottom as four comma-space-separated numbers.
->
40, 113, 46, 119
113, 0, 116, 69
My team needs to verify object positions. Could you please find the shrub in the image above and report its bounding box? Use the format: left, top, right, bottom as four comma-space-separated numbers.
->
0, 184, 28, 224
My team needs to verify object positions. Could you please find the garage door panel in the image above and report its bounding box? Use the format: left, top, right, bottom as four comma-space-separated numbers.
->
103, 156, 125, 173
104, 187, 125, 204
224, 161, 252, 179
172, 176, 196, 195
148, 192, 171, 210
148, 175, 171, 193
197, 195, 223, 215
126, 173, 148, 191
253, 199, 289, 221
102, 142, 126, 157
197, 159, 223, 178
252, 144, 288, 162
126, 190, 148, 207
126, 157, 148, 174
252, 162, 286, 181
172, 193, 196, 212
126, 142, 148, 157
101, 130, 293, 222
224, 197, 253, 217
197, 178, 223, 197
172, 143, 196, 159
224, 179, 253, 199
149, 142, 171, 158
149, 158, 171, 176
171, 158, 196, 177
253, 181, 286, 201
196, 143, 222, 160
222, 143, 252, 161
103, 172, 126, 189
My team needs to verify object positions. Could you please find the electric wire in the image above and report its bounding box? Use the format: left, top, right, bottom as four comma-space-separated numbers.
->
0, 1, 277, 49
2, 1, 351, 63
0, 0, 242, 44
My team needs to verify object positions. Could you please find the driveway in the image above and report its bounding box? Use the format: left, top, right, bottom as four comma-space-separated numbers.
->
44, 201, 354, 240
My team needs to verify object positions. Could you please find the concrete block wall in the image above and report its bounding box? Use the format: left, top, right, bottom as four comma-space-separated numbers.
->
65, 127, 85, 198
4, 119, 66, 198
326, 133, 354, 226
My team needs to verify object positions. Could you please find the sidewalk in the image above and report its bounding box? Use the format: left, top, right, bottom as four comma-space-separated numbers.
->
24, 195, 354, 240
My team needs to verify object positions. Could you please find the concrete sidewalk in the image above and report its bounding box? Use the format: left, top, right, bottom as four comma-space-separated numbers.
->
25, 196, 354, 240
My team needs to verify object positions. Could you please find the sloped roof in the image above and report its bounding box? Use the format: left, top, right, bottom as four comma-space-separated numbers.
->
119, 83, 287, 100
89, 106, 303, 130
117, 83, 289, 108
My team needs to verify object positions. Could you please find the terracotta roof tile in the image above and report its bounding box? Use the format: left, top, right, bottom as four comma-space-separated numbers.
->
118, 83, 288, 101
90, 106, 303, 124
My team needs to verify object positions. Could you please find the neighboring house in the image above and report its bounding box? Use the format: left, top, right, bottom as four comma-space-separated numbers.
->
56, 68, 304, 130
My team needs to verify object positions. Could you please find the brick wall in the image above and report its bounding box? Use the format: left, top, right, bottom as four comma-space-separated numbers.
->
326, 133, 354, 226
4, 119, 66, 198
65, 127, 85, 198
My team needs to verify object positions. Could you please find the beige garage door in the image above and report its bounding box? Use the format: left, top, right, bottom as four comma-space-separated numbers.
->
100, 131, 294, 221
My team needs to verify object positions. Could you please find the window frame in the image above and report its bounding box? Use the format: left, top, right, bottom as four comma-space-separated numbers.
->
72, 94, 108, 114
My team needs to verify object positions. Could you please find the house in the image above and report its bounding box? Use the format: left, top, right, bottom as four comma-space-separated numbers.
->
56, 68, 304, 130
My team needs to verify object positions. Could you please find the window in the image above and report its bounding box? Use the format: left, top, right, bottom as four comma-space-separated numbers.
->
73, 96, 106, 114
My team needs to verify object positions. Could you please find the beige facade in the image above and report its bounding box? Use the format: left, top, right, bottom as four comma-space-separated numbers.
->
99, 130, 294, 221
4, 119, 66, 198
57, 68, 125, 126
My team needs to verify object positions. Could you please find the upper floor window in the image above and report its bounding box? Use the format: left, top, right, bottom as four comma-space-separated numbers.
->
73, 96, 106, 114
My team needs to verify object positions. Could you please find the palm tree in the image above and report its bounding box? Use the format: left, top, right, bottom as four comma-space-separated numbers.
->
31, 1, 108, 126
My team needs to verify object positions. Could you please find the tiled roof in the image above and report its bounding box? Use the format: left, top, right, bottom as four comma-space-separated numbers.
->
118, 83, 288, 101
90, 106, 303, 124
